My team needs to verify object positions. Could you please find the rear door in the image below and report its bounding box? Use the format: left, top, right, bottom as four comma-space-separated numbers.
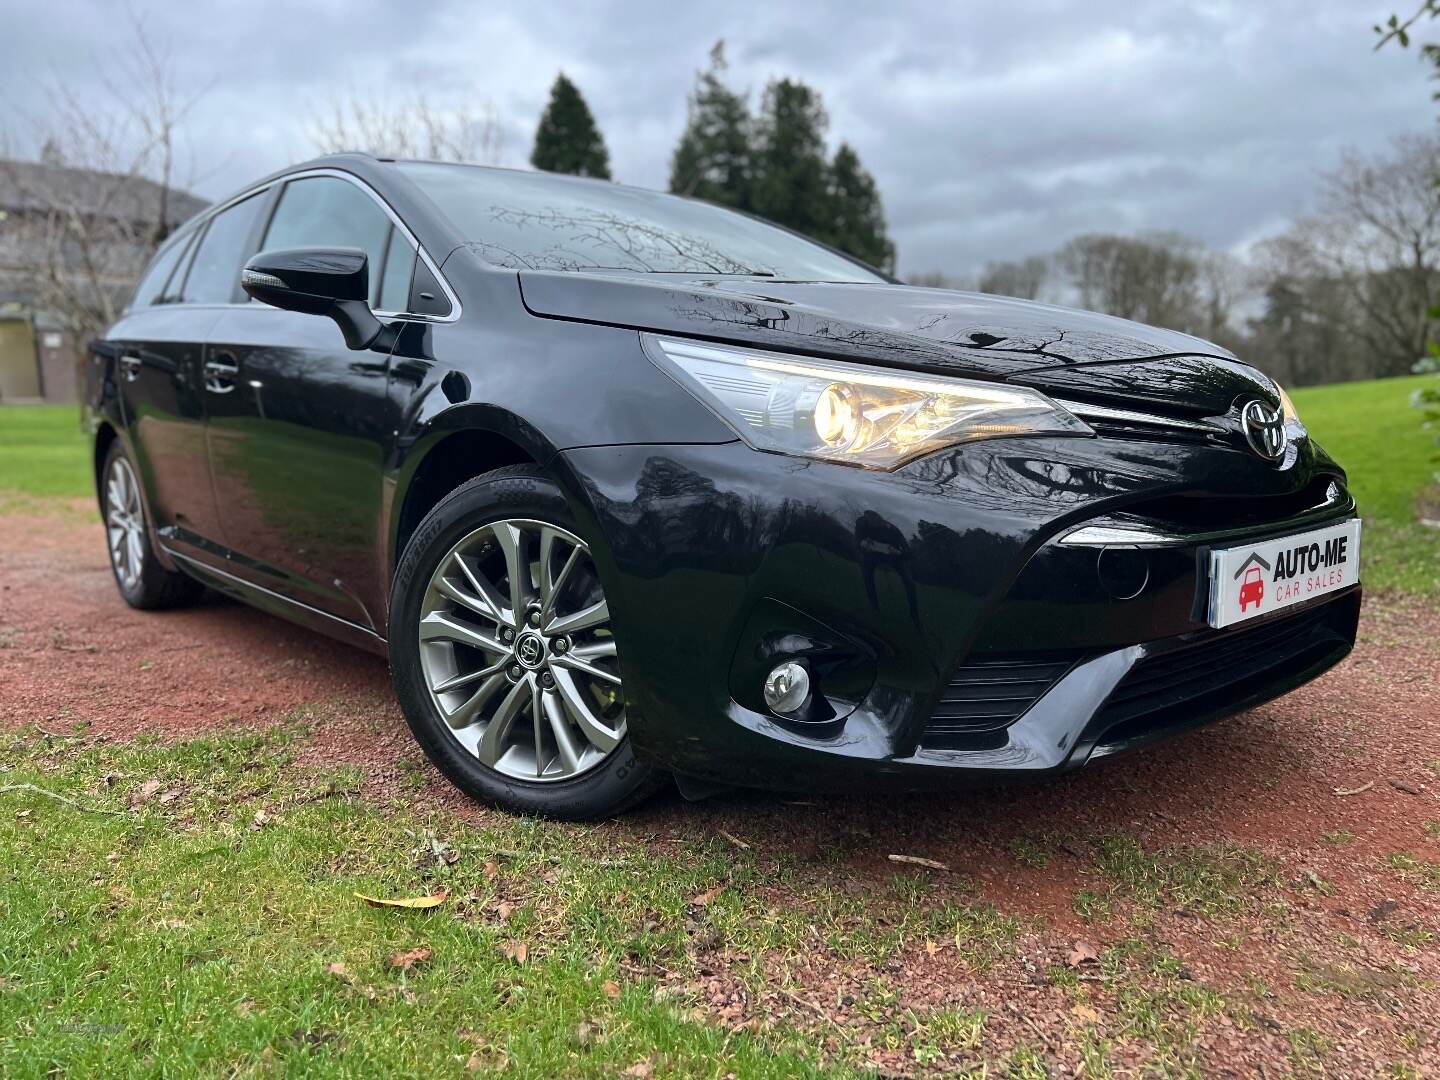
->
109, 226, 226, 551
202, 172, 416, 632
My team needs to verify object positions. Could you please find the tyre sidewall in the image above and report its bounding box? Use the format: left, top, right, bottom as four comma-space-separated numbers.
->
389, 467, 655, 819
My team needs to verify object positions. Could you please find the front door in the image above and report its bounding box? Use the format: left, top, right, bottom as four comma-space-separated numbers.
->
202, 174, 415, 632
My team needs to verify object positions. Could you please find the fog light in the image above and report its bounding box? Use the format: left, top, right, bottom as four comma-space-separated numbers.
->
763, 661, 810, 714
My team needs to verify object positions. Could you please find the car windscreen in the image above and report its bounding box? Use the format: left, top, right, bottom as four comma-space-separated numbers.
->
397, 162, 886, 283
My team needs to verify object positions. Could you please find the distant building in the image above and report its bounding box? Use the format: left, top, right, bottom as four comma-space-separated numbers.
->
0, 158, 207, 403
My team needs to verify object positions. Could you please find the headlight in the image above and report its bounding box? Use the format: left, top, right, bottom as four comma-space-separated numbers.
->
643, 336, 1092, 469
1276, 384, 1302, 424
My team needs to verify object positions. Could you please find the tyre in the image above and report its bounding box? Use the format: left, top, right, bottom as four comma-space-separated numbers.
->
389, 464, 664, 819
101, 442, 204, 610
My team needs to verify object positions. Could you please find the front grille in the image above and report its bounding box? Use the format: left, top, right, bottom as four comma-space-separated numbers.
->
925, 655, 1076, 744
1090, 598, 1356, 750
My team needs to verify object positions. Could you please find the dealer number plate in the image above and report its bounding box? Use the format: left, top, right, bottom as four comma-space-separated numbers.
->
1207, 519, 1362, 629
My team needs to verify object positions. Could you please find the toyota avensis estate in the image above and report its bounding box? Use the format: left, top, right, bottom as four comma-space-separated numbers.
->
84, 155, 1362, 818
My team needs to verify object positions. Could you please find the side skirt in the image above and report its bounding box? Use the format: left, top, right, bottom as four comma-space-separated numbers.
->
163, 547, 389, 658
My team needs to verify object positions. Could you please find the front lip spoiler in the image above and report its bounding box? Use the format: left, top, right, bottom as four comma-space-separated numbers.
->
902, 588, 1359, 777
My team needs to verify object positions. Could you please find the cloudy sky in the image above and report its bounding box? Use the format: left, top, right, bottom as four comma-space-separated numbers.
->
2, 0, 1434, 277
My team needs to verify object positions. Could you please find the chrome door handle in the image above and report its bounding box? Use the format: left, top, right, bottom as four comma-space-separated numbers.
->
204, 355, 240, 394
119, 353, 143, 382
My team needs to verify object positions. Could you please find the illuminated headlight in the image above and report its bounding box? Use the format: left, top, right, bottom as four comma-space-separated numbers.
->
1276, 383, 1306, 434
643, 336, 1093, 470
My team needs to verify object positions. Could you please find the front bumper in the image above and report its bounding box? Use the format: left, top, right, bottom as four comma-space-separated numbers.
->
556, 432, 1360, 793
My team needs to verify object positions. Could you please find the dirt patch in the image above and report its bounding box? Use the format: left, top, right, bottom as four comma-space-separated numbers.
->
3, 506, 1438, 1075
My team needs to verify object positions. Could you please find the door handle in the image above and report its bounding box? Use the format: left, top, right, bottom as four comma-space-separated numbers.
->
204, 354, 240, 394
119, 353, 143, 382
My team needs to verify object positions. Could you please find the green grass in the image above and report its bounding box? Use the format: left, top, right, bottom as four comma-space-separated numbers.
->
0, 723, 858, 1077
0, 404, 89, 499
1290, 373, 1439, 597
4, 371, 1436, 593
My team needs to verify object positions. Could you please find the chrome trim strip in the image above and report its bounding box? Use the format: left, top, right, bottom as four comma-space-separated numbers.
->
1051, 398, 1225, 435
163, 546, 387, 646
1059, 483, 1349, 548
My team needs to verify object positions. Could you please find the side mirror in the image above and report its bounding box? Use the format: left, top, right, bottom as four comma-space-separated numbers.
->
241, 247, 385, 350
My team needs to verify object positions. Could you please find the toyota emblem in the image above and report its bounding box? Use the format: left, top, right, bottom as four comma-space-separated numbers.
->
1241, 399, 1285, 461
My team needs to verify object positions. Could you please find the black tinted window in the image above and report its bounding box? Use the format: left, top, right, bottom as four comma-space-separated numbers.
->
130, 233, 190, 309
262, 177, 395, 306
183, 193, 267, 304
398, 161, 884, 282
377, 229, 414, 312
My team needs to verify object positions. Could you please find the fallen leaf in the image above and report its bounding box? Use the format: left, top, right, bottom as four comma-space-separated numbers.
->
924, 939, 939, 958
1067, 941, 1100, 967
388, 945, 433, 971
499, 940, 528, 965
1388, 778, 1422, 796
602, 979, 621, 999
132, 778, 162, 805
1072, 1003, 1102, 1023
623, 1063, 653, 1078
690, 887, 723, 906
15, 809, 32, 820
483, 861, 499, 879
158, 789, 182, 804
1334, 780, 1374, 796
251, 809, 270, 830
496, 901, 514, 923
887, 853, 950, 871
355, 888, 449, 910
719, 830, 750, 851
575, 1020, 596, 1045
324, 962, 353, 982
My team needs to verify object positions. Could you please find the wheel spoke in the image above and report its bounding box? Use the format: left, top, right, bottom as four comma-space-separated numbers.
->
435, 575, 504, 624
552, 666, 621, 752
570, 640, 617, 661
476, 675, 533, 766
419, 611, 507, 654
553, 652, 622, 686
542, 690, 583, 774
490, 522, 531, 620
531, 678, 546, 777
545, 598, 608, 637
450, 553, 512, 626
433, 658, 506, 695
442, 671, 508, 729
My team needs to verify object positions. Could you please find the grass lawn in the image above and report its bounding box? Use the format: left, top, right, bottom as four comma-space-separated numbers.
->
4, 372, 1435, 595
0, 724, 971, 1077
0, 404, 89, 499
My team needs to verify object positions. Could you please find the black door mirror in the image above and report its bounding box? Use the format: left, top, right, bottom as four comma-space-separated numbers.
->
241, 247, 386, 350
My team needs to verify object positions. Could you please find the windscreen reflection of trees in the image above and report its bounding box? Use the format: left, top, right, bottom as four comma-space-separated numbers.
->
466, 205, 762, 275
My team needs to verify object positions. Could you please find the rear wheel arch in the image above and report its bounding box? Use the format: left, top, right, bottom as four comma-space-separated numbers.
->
93, 422, 119, 509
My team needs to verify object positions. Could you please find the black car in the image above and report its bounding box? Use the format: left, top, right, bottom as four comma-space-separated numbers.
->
85, 154, 1362, 818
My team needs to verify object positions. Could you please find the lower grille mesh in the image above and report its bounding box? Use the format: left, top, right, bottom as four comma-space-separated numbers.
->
926, 655, 1075, 742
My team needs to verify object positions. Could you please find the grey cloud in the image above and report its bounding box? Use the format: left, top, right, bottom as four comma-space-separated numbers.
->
1, 0, 1431, 276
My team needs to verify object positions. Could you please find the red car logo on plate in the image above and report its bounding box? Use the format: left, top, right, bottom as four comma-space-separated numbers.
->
1238, 566, 1264, 611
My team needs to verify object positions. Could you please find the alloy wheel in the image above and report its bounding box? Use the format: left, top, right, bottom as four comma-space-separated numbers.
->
417, 518, 625, 782
106, 456, 145, 592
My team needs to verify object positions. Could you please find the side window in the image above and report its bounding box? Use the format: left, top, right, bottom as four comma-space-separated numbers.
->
130, 232, 190, 309
377, 228, 415, 313
261, 177, 398, 307
182, 193, 268, 304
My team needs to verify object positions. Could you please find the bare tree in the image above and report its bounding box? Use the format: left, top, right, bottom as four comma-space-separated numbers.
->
1057, 232, 1208, 332
978, 255, 1050, 301
308, 93, 504, 164
906, 270, 973, 290
1293, 134, 1440, 376
0, 13, 207, 345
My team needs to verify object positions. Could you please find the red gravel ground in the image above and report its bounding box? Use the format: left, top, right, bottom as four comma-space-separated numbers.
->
3, 503, 1438, 1076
